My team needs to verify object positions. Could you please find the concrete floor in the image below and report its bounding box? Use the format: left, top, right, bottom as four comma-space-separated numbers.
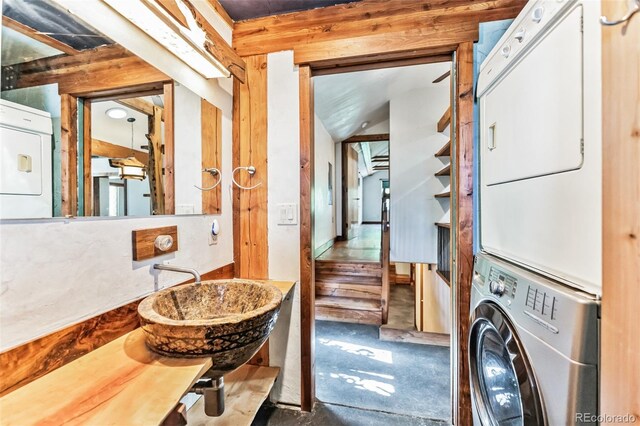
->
252, 401, 449, 426
314, 321, 451, 422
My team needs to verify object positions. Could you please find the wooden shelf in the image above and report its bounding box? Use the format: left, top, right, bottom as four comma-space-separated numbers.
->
435, 222, 451, 229
435, 163, 450, 176
435, 269, 451, 286
437, 107, 451, 132
435, 140, 451, 157
435, 191, 450, 199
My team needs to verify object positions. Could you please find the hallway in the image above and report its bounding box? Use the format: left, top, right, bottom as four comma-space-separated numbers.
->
316, 224, 381, 263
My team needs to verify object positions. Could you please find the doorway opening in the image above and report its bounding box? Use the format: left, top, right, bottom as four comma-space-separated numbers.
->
311, 60, 454, 422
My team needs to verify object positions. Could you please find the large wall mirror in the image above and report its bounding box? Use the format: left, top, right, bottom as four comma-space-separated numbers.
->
0, 0, 223, 219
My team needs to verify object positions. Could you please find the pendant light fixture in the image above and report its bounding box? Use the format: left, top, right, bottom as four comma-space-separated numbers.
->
109, 117, 147, 181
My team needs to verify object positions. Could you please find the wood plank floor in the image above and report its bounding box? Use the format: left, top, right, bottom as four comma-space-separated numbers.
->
317, 224, 381, 263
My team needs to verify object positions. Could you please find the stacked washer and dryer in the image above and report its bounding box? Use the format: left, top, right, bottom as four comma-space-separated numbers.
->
471, 0, 602, 425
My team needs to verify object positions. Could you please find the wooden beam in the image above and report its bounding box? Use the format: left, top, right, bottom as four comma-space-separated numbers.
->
601, 1, 640, 422
201, 99, 222, 214
60, 94, 78, 217
342, 133, 390, 143
155, 0, 190, 28
7, 51, 170, 96
453, 41, 474, 426
181, 0, 246, 82
92, 139, 149, 164
233, 0, 526, 61
437, 107, 451, 132
299, 65, 315, 413
115, 98, 165, 121
163, 82, 175, 214
83, 100, 92, 216
312, 54, 452, 77
1, 16, 79, 56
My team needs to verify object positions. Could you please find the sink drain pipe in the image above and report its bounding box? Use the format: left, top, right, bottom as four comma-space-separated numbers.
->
192, 376, 225, 416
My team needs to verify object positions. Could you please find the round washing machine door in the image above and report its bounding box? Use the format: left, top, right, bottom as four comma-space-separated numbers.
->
469, 302, 545, 426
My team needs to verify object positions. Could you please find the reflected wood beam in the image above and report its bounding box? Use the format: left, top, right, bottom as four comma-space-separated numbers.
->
342, 133, 390, 143
61, 94, 78, 216
2, 16, 79, 56
147, 106, 165, 214
115, 98, 165, 121
92, 138, 149, 164
437, 107, 451, 133
433, 70, 451, 83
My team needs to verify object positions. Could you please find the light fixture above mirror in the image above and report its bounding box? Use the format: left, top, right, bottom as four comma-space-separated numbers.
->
106, 107, 127, 119
109, 117, 147, 181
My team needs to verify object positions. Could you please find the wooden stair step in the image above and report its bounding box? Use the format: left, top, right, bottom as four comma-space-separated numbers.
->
315, 282, 382, 300
315, 295, 381, 312
315, 261, 383, 276
315, 274, 382, 285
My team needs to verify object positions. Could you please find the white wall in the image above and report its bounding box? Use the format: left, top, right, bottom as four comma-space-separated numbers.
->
266, 50, 301, 405
390, 86, 449, 263
314, 117, 336, 250
362, 170, 388, 222
334, 142, 342, 237
0, 8, 235, 352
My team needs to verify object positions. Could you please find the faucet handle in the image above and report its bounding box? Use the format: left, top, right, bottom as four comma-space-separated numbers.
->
154, 235, 174, 252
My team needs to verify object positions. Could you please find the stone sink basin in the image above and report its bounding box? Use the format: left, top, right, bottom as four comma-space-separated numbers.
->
138, 279, 282, 375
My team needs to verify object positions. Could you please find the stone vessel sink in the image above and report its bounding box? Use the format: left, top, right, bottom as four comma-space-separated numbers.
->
138, 279, 282, 375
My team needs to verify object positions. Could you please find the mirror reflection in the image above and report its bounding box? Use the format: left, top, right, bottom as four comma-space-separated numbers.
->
0, 0, 221, 220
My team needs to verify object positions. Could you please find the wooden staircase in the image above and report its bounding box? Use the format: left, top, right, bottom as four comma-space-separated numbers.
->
315, 260, 384, 325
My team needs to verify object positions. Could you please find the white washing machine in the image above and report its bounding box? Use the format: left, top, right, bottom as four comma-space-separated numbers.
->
470, 253, 599, 425
477, 0, 602, 296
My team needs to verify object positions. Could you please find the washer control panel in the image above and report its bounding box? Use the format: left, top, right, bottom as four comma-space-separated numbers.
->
488, 267, 518, 300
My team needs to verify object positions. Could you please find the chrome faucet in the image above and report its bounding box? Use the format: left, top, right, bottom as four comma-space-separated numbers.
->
153, 263, 201, 284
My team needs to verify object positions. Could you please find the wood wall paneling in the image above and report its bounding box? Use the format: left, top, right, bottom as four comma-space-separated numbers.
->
453, 42, 474, 426
131, 226, 179, 261
601, 1, 640, 422
201, 99, 223, 214
163, 82, 176, 215
233, 55, 270, 366
299, 65, 315, 412
60, 94, 78, 217
0, 263, 234, 397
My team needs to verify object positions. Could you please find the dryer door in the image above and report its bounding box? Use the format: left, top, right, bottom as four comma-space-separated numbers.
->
469, 302, 544, 426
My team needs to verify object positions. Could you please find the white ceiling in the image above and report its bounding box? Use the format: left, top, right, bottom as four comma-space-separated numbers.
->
314, 61, 452, 142
1, 26, 63, 65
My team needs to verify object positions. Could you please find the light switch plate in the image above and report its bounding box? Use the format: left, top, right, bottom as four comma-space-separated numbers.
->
277, 203, 298, 225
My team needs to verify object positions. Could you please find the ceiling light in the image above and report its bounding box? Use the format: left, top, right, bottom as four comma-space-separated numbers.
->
104, 0, 229, 79
106, 107, 127, 119
361, 121, 369, 129
109, 117, 147, 180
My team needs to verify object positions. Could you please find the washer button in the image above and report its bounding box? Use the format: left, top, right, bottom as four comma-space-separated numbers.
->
501, 44, 511, 58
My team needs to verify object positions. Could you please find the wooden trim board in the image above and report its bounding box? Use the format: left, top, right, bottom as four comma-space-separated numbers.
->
163, 82, 176, 214
0, 263, 234, 397
600, 2, 640, 421
453, 41, 475, 425
60, 94, 78, 217
299, 65, 316, 412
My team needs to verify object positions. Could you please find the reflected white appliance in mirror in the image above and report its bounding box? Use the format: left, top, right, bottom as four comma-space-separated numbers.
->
0, 99, 53, 219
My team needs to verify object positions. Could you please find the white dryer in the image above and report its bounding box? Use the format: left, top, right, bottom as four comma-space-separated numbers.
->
476, 0, 602, 295
470, 253, 599, 425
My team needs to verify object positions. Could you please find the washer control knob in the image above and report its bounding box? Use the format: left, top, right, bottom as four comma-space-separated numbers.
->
489, 280, 506, 296
501, 44, 511, 58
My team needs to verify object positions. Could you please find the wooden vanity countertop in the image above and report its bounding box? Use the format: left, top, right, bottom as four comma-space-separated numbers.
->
0, 280, 295, 426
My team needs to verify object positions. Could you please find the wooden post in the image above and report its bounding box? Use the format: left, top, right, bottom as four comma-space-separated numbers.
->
147, 106, 165, 215
60, 94, 78, 217
299, 65, 315, 412
453, 41, 474, 426
601, 1, 640, 422
201, 99, 222, 214
82, 99, 92, 216
163, 82, 175, 214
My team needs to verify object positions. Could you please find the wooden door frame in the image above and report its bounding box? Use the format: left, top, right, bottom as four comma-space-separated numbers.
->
75, 84, 174, 217
340, 135, 390, 239
299, 46, 474, 423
